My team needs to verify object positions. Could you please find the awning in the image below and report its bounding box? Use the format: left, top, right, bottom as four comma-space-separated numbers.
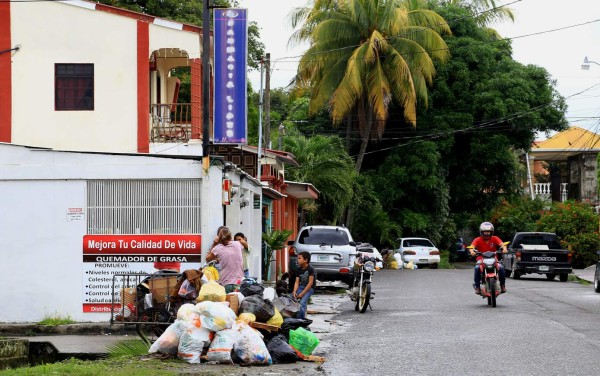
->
262, 186, 286, 200
284, 181, 319, 200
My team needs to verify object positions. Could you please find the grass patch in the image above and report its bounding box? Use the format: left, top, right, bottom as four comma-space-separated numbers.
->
37, 314, 77, 326
0, 357, 179, 376
438, 250, 454, 269
106, 339, 150, 358
571, 274, 592, 285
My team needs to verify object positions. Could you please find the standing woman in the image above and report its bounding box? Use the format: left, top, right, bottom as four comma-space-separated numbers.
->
206, 227, 244, 293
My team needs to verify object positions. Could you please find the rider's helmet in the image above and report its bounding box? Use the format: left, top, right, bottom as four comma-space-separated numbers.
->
479, 222, 494, 239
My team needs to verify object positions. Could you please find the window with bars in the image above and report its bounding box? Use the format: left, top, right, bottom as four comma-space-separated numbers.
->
86, 180, 202, 235
55, 63, 94, 111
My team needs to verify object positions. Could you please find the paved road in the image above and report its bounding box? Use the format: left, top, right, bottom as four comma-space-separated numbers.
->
321, 268, 600, 376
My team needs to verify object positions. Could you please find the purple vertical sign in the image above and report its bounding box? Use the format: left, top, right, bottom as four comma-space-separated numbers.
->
213, 8, 248, 144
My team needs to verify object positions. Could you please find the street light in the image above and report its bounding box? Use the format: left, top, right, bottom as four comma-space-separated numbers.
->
581, 56, 600, 70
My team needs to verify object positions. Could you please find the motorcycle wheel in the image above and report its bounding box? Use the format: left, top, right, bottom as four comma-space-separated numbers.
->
490, 278, 497, 308
356, 282, 371, 313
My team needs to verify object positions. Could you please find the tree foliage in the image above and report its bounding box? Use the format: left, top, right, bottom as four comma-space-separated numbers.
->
283, 132, 356, 224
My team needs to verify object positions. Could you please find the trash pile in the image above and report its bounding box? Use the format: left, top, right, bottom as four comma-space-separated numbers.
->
146, 272, 323, 366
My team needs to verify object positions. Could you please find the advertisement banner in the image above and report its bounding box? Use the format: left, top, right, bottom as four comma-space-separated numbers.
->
213, 8, 248, 144
81, 234, 201, 313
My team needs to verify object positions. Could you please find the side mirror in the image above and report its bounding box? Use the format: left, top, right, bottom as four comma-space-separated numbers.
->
349, 241, 356, 246
287, 240, 294, 246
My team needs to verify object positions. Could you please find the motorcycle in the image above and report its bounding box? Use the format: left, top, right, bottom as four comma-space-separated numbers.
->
350, 255, 376, 313
468, 242, 508, 308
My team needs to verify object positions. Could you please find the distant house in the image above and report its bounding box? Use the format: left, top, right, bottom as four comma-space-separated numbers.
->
527, 126, 600, 204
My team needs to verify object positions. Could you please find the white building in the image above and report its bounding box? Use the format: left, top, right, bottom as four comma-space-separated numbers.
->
1, 0, 205, 153
0, 143, 262, 322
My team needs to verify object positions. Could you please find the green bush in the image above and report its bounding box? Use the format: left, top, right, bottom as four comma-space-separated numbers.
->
535, 201, 599, 268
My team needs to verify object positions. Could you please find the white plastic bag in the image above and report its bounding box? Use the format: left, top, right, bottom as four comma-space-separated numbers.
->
149, 320, 190, 354
392, 253, 403, 269
233, 323, 272, 365
207, 324, 241, 364
177, 326, 212, 363
195, 301, 236, 331
263, 287, 276, 301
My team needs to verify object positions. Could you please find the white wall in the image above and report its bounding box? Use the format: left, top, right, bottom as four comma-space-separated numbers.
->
0, 180, 89, 322
0, 144, 229, 322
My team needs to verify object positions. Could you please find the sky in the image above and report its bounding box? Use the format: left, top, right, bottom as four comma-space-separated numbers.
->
238, 0, 600, 137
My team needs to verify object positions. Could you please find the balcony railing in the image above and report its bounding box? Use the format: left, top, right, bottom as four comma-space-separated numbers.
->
150, 103, 192, 143
533, 182, 568, 202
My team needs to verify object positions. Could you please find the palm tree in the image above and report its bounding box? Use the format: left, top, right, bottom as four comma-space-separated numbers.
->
283, 132, 356, 224
289, 0, 451, 172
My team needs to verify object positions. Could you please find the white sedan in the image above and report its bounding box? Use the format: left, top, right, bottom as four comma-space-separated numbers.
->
396, 238, 440, 268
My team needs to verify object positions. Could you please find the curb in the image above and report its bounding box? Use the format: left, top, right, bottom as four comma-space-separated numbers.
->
0, 323, 133, 337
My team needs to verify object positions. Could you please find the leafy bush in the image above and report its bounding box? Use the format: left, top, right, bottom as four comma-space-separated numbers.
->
491, 196, 545, 240
535, 201, 599, 268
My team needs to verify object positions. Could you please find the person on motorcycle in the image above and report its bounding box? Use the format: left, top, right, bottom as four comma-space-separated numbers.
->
469, 222, 508, 294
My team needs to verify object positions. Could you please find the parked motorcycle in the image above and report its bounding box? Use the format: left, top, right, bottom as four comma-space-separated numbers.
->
469, 242, 508, 308
350, 255, 376, 313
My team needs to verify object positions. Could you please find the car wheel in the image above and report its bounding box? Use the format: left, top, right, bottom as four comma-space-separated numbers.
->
594, 267, 600, 293
546, 273, 556, 281
559, 273, 568, 282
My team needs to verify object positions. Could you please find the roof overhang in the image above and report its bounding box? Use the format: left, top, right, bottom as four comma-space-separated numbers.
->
262, 186, 286, 200
284, 181, 319, 200
529, 148, 600, 161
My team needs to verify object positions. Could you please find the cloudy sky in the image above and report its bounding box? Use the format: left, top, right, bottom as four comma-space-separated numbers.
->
238, 0, 600, 136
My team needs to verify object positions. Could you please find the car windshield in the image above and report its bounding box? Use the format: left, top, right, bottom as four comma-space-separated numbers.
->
404, 239, 434, 247
299, 228, 350, 245
515, 234, 562, 249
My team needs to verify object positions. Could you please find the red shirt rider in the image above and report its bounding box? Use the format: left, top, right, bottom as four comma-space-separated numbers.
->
471, 236, 504, 261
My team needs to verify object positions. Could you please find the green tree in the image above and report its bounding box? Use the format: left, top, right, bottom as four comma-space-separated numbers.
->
290, 0, 451, 171
414, 2, 568, 219
349, 175, 401, 248
366, 140, 450, 245
283, 132, 356, 224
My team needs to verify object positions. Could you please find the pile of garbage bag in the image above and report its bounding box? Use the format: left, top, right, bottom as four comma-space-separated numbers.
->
147, 276, 320, 366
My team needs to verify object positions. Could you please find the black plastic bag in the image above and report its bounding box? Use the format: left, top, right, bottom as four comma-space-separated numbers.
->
267, 334, 297, 364
238, 295, 275, 322
240, 281, 265, 297
280, 317, 313, 339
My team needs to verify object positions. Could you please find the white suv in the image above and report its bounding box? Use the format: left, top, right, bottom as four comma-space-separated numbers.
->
288, 225, 357, 286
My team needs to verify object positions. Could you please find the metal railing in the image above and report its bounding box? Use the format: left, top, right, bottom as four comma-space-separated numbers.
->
150, 103, 192, 143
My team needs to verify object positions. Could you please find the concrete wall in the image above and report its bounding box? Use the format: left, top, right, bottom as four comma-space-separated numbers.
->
0, 144, 228, 322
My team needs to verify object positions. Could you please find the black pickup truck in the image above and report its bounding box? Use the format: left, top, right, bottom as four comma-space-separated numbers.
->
502, 232, 572, 282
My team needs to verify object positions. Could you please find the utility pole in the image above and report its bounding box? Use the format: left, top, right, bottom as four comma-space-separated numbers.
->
264, 53, 271, 148
257, 58, 264, 179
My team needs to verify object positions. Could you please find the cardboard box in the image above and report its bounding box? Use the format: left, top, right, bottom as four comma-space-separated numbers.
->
225, 293, 239, 315
149, 276, 178, 303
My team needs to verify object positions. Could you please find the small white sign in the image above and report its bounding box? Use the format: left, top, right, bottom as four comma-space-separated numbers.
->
67, 208, 84, 222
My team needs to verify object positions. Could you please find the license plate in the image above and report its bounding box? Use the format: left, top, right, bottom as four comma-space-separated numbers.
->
539, 265, 549, 271
317, 255, 330, 262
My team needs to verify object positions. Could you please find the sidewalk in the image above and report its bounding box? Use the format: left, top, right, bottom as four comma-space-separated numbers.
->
573, 265, 596, 283
0, 288, 347, 357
